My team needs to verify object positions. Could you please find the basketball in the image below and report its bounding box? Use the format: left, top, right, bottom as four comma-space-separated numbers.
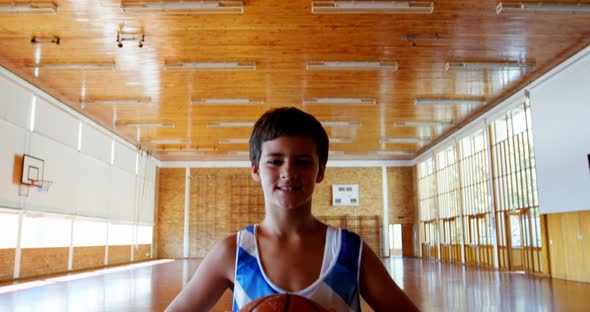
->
239, 293, 329, 312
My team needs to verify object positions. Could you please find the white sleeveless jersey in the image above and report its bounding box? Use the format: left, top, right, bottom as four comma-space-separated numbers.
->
232, 224, 363, 312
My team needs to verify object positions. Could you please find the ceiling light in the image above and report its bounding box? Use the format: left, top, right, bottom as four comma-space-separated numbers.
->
329, 138, 353, 143
306, 61, 397, 71
164, 62, 255, 70
496, 2, 590, 14
321, 121, 362, 127
394, 121, 452, 127
375, 151, 413, 156
0, 2, 57, 15
85, 98, 151, 105
116, 122, 175, 128
219, 138, 250, 144
121, 1, 244, 14
303, 98, 376, 105
207, 122, 254, 128
161, 150, 204, 156
192, 98, 264, 105
380, 137, 430, 144
414, 98, 486, 106
230, 151, 250, 156
26, 63, 116, 71
147, 138, 191, 145
445, 61, 535, 71
312, 1, 434, 14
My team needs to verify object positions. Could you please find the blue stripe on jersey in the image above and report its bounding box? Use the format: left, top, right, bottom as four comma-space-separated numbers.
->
323, 229, 361, 306
236, 246, 277, 297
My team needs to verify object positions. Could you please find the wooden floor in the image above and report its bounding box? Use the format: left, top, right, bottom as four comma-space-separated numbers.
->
1, 257, 589, 311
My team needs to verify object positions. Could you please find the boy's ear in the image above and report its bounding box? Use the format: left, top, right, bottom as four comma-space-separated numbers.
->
316, 164, 325, 183
251, 165, 261, 182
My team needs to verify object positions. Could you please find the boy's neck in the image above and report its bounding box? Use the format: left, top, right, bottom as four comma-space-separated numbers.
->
260, 209, 323, 236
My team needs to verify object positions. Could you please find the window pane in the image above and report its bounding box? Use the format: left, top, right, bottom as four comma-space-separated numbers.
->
137, 225, 153, 245
73, 219, 107, 246
108, 223, 133, 246
21, 213, 71, 248
0, 212, 19, 248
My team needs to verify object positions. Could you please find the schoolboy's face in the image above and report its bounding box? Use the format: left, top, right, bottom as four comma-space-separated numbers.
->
251, 135, 325, 211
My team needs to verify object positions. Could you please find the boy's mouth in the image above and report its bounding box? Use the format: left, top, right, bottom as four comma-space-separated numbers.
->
276, 185, 302, 191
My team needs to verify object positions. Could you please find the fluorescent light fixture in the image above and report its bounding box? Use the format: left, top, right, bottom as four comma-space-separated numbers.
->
26, 63, 116, 71
162, 151, 204, 156
303, 98, 376, 105
445, 61, 535, 71
414, 98, 486, 106
230, 151, 250, 156
0, 2, 57, 15
208, 122, 254, 128
321, 121, 362, 127
121, 1, 244, 14
192, 98, 264, 105
116, 122, 175, 128
312, 1, 434, 14
394, 121, 452, 127
164, 62, 255, 70
496, 2, 590, 14
147, 138, 191, 145
380, 137, 430, 144
329, 138, 353, 143
219, 138, 250, 144
306, 61, 397, 71
375, 150, 413, 156
85, 98, 151, 105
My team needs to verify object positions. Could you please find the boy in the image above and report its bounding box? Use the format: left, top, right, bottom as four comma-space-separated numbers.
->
166, 107, 419, 311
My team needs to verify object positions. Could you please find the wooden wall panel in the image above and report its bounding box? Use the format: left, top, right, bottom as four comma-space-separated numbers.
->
313, 167, 383, 217
108, 245, 131, 266
158, 168, 186, 258
19, 247, 68, 279
0, 248, 15, 281
158, 166, 390, 258
133, 244, 153, 262
72, 246, 105, 271
387, 167, 416, 224
546, 211, 590, 283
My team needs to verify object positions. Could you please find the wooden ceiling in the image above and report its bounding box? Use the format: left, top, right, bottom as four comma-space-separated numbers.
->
0, 1, 589, 161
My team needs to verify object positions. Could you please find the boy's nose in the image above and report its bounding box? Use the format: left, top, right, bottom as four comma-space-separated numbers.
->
280, 161, 296, 179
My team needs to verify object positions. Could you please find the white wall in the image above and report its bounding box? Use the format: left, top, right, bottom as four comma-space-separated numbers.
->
529, 47, 590, 214
0, 68, 156, 224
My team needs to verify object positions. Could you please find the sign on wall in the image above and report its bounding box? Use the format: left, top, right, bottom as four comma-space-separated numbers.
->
332, 184, 359, 206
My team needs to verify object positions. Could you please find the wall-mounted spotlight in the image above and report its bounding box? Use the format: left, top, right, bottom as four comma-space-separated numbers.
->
116, 30, 145, 48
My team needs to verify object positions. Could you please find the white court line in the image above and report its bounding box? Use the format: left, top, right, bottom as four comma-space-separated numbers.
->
0, 259, 173, 294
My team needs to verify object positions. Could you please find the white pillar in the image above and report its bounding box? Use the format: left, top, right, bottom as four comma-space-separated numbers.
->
183, 167, 190, 258
382, 167, 390, 257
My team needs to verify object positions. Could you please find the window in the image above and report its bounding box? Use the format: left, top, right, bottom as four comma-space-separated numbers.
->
21, 213, 71, 248
73, 219, 107, 246
108, 222, 133, 246
0, 212, 19, 248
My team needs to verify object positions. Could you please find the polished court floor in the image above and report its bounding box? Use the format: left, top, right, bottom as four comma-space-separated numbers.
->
1, 257, 589, 312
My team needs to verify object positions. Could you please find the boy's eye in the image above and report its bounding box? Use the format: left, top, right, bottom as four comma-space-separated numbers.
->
266, 159, 282, 165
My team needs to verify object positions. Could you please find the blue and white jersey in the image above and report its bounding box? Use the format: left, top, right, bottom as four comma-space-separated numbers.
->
232, 224, 362, 312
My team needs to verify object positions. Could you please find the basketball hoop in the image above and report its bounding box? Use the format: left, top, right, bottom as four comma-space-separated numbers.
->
31, 179, 53, 192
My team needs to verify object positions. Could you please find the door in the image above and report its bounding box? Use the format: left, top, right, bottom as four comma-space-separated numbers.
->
507, 211, 524, 271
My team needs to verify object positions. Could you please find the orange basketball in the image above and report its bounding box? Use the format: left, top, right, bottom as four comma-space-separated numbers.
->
239, 293, 329, 312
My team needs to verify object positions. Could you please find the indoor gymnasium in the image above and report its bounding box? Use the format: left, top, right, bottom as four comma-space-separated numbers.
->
0, 1, 589, 311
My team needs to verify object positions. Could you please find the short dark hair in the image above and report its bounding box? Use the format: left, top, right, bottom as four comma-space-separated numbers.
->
249, 107, 329, 169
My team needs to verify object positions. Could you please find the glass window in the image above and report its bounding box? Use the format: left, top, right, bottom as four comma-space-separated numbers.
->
137, 225, 153, 245
21, 213, 71, 248
0, 212, 19, 248
108, 222, 133, 246
73, 219, 107, 247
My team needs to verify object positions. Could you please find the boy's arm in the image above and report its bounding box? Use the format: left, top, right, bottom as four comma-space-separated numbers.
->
359, 241, 420, 311
165, 234, 237, 312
